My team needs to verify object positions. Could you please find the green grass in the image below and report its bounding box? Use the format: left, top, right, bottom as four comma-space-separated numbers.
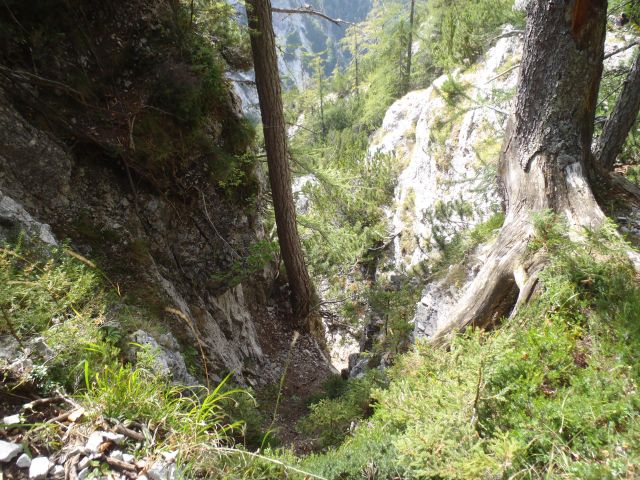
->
4, 203, 640, 480
0, 236, 289, 477
298, 216, 640, 479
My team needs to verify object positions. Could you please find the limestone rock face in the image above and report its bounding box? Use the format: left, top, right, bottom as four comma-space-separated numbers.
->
366, 29, 522, 341
0, 190, 57, 245
513, 0, 530, 12
373, 30, 522, 273
129, 330, 197, 385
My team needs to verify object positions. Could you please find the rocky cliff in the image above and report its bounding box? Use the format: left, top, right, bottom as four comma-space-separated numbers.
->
0, 0, 329, 387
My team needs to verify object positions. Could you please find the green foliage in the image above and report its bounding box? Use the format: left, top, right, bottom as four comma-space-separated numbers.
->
210, 239, 279, 289
289, 108, 398, 282
439, 75, 471, 105
430, 211, 505, 279
424, 0, 524, 70
223, 386, 266, 450
366, 279, 422, 355
298, 371, 386, 449
0, 240, 98, 336
0, 239, 118, 390
86, 365, 243, 449
302, 423, 404, 479
626, 164, 640, 185
0, 236, 286, 477
0, 0, 257, 197
303, 218, 640, 479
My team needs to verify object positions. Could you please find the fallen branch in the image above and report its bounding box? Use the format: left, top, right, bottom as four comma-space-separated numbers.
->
45, 410, 73, 424
604, 40, 640, 60
470, 359, 484, 433
272, 6, 353, 26
22, 396, 65, 410
484, 62, 521, 84
0, 64, 95, 107
105, 456, 137, 472
114, 423, 145, 442
489, 29, 525, 42
1, 305, 25, 349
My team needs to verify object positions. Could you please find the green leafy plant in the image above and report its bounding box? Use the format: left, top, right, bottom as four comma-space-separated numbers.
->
299, 371, 386, 449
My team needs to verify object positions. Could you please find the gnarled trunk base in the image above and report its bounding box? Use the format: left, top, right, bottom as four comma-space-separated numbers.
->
432, 0, 609, 345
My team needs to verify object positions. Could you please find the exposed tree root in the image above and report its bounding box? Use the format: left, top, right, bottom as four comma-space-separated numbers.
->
431, 0, 612, 347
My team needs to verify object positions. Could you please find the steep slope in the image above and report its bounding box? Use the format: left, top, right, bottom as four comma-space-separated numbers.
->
0, 0, 332, 387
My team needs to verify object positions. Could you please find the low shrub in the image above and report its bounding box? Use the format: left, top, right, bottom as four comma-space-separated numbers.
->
301, 217, 640, 479
299, 371, 387, 449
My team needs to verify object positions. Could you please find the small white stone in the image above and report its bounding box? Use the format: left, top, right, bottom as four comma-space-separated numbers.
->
77, 456, 90, 470
16, 453, 31, 468
77, 467, 90, 480
0, 440, 23, 462
2, 413, 22, 425
109, 450, 124, 461
161, 450, 178, 463
122, 453, 135, 463
147, 461, 167, 480
28, 456, 50, 480
85, 431, 106, 452
51, 464, 65, 479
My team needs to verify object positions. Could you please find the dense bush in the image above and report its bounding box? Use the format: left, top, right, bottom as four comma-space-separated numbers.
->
424, 0, 523, 70
299, 371, 386, 449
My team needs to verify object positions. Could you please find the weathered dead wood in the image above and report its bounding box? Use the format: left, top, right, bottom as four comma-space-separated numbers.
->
604, 40, 640, 60
271, 6, 353, 26
105, 456, 138, 472
114, 423, 146, 442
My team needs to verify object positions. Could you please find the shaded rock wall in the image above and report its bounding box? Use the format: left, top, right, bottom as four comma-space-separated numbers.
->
0, 89, 274, 385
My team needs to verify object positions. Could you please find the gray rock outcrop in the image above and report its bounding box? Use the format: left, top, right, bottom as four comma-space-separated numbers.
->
0, 87, 271, 385
128, 330, 198, 385
371, 29, 522, 273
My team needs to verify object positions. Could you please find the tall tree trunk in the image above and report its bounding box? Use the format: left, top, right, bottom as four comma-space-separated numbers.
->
245, 0, 314, 324
432, 0, 609, 344
354, 29, 360, 91
405, 0, 416, 94
317, 56, 326, 140
595, 48, 640, 170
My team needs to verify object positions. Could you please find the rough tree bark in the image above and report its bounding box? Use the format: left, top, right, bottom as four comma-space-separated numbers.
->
404, 0, 416, 94
595, 48, 640, 170
432, 0, 609, 345
245, 0, 314, 324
